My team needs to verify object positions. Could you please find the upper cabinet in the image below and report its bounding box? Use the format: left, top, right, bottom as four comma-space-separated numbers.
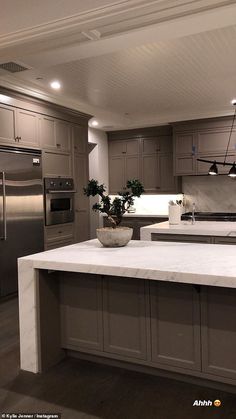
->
173, 116, 236, 176
108, 127, 181, 194
0, 104, 39, 148
39, 116, 71, 152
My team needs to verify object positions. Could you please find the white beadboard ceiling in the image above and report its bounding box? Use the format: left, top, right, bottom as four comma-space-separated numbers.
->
0, 0, 236, 130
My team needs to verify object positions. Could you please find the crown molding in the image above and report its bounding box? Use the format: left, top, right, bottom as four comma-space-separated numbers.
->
0, 0, 235, 53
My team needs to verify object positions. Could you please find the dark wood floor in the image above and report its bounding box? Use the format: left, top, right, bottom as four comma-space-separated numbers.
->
0, 297, 236, 419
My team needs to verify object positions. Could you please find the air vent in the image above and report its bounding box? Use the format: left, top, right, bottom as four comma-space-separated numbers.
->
0, 62, 29, 73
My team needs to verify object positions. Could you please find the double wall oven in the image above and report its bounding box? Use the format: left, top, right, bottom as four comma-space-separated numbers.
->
44, 177, 75, 226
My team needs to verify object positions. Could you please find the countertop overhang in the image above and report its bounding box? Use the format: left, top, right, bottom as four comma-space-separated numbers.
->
141, 221, 236, 238
18, 239, 236, 288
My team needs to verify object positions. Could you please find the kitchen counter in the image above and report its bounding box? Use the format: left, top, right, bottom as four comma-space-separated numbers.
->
18, 239, 236, 385
102, 213, 168, 217
140, 221, 236, 241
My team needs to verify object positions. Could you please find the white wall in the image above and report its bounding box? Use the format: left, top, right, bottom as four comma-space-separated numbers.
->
88, 128, 109, 238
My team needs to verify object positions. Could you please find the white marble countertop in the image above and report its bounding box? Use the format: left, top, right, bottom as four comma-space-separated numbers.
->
140, 221, 236, 240
19, 239, 236, 288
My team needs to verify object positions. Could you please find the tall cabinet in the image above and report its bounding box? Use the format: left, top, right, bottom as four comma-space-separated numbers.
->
108, 126, 181, 194
0, 87, 91, 250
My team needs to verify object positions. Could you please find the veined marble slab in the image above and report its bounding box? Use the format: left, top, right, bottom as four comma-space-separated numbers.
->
18, 239, 236, 373
140, 221, 236, 241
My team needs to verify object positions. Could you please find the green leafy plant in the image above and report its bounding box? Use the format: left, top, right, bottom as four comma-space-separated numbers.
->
84, 179, 144, 228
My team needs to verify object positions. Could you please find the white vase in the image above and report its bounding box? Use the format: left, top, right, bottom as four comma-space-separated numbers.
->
168, 205, 181, 225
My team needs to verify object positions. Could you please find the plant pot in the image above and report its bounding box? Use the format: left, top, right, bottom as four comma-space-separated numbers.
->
96, 227, 133, 247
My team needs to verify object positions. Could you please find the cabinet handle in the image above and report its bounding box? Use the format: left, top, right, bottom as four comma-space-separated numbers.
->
58, 231, 62, 234
56, 143, 61, 148
122, 151, 126, 154
18, 136, 21, 140
15, 136, 19, 142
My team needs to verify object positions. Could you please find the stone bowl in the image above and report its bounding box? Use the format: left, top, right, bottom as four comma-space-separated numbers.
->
96, 227, 133, 247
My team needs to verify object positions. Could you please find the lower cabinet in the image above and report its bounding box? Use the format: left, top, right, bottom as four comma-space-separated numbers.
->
201, 286, 236, 380
103, 276, 147, 360
60, 273, 103, 351
44, 223, 74, 250
150, 282, 201, 370
59, 273, 236, 384
151, 233, 236, 245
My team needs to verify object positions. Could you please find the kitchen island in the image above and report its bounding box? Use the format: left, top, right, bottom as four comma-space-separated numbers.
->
140, 220, 236, 243
18, 239, 236, 389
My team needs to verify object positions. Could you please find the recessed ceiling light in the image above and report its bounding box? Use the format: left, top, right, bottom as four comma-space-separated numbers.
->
50, 80, 61, 90
91, 120, 99, 127
231, 99, 236, 105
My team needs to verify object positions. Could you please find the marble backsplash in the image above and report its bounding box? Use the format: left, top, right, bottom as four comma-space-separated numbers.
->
183, 175, 236, 212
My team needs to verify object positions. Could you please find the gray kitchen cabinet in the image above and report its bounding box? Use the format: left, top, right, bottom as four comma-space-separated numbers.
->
72, 124, 87, 154
109, 139, 139, 156
173, 132, 197, 176
60, 273, 103, 352
44, 223, 74, 250
15, 108, 39, 147
150, 282, 201, 371
160, 153, 179, 192
0, 104, 15, 145
201, 286, 236, 380
197, 128, 236, 154
213, 236, 236, 245
141, 153, 160, 193
42, 150, 73, 177
151, 233, 212, 243
109, 156, 125, 192
40, 116, 71, 152
103, 276, 147, 360
73, 140, 89, 243
0, 104, 40, 148
109, 153, 139, 193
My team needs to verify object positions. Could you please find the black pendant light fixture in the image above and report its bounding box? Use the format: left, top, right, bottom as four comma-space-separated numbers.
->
197, 100, 236, 177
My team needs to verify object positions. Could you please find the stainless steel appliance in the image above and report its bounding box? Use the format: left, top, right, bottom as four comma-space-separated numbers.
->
0, 146, 44, 297
44, 177, 75, 226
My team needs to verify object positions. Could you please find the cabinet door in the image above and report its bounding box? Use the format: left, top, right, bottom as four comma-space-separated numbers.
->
40, 116, 56, 149
126, 139, 139, 155
72, 124, 88, 154
141, 138, 160, 154
125, 155, 139, 185
103, 276, 147, 360
198, 129, 236, 154
74, 153, 89, 242
16, 109, 39, 147
60, 273, 103, 351
160, 154, 176, 192
142, 154, 160, 192
109, 140, 126, 156
174, 133, 196, 155
213, 236, 236, 245
150, 282, 201, 370
109, 156, 125, 193
55, 120, 71, 152
174, 156, 196, 175
0, 104, 16, 144
42, 151, 72, 177
201, 287, 236, 380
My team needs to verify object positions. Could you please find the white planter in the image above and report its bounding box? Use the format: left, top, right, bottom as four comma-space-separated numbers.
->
168, 205, 181, 225
96, 227, 133, 247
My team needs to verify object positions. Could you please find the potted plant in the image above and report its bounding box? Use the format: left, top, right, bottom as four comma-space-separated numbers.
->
84, 179, 144, 247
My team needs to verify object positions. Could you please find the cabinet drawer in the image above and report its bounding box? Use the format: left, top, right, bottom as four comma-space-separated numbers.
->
45, 238, 74, 250
45, 223, 74, 242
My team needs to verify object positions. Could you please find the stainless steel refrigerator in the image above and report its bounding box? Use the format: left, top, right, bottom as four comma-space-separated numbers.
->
0, 146, 44, 297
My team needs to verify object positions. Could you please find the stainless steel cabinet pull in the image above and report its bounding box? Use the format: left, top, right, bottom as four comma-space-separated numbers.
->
0, 171, 7, 240
47, 189, 76, 194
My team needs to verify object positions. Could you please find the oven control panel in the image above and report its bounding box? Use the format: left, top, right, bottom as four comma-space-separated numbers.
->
44, 177, 74, 192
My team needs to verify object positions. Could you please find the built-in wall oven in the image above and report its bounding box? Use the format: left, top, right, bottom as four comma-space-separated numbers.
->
44, 177, 75, 226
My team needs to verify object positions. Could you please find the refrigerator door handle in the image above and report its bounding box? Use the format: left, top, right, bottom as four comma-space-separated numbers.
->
0, 171, 7, 241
